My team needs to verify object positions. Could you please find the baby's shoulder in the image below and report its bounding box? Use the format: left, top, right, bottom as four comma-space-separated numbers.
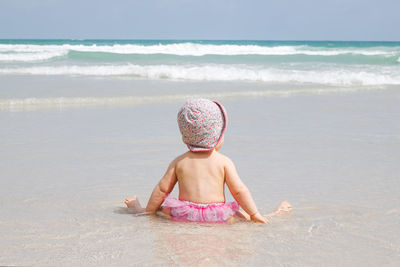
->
171, 152, 190, 165
213, 151, 234, 166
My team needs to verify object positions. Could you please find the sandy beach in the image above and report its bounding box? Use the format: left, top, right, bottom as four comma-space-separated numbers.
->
1, 75, 399, 265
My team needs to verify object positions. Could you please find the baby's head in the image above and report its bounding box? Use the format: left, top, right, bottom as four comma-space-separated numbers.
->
177, 98, 227, 152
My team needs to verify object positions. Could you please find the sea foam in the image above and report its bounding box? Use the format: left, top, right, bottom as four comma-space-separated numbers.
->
0, 86, 383, 111
0, 43, 398, 58
1, 64, 399, 86
0, 51, 67, 62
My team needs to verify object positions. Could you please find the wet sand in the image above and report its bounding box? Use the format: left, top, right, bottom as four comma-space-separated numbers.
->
1, 82, 399, 266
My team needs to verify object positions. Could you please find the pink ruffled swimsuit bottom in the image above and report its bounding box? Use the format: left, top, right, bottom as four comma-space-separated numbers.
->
161, 195, 239, 222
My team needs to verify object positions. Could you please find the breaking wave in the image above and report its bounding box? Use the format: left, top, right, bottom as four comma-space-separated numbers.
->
1, 64, 399, 86
0, 43, 399, 62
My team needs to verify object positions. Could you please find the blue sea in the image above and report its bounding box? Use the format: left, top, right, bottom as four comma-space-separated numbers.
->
1, 39, 399, 84
1, 39, 399, 109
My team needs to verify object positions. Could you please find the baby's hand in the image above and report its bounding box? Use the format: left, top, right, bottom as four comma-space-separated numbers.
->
250, 212, 269, 224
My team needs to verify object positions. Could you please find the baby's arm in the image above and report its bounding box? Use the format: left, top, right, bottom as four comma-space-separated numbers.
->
224, 157, 268, 223
145, 159, 178, 213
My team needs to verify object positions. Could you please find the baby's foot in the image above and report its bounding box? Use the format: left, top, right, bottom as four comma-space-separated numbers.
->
275, 200, 292, 213
124, 196, 144, 213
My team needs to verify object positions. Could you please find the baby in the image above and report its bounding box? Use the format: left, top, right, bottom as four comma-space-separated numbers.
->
125, 98, 291, 223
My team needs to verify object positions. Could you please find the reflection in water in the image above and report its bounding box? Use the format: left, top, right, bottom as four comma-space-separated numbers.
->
148, 217, 256, 265
137, 205, 400, 266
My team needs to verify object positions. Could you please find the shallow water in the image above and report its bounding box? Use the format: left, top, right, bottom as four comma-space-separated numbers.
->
1, 84, 399, 265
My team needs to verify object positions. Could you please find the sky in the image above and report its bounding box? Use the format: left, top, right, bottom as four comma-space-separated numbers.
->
0, 0, 399, 40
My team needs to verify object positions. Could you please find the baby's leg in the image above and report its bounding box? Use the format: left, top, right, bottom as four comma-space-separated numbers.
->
234, 210, 271, 223
235, 209, 251, 220
125, 196, 145, 213
230, 201, 292, 223
266, 200, 292, 217
156, 207, 171, 219
226, 209, 251, 224
274, 200, 292, 213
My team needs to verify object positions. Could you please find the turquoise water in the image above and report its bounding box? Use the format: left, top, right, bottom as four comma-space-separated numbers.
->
0, 40, 399, 84
1, 40, 400, 110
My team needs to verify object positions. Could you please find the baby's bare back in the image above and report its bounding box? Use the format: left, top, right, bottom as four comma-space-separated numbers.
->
175, 151, 227, 203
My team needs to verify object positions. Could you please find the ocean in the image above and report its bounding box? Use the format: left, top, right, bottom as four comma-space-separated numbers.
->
1, 40, 399, 266
1, 40, 400, 109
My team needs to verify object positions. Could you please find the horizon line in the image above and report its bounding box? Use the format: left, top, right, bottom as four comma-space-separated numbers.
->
0, 38, 400, 42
